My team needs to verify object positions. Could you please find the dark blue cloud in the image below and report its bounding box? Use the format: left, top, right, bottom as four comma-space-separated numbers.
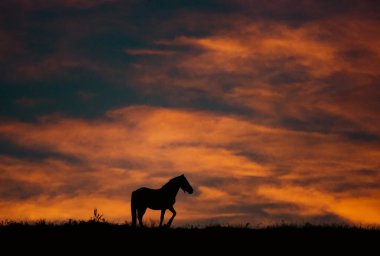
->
0, 140, 81, 164
0, 178, 44, 200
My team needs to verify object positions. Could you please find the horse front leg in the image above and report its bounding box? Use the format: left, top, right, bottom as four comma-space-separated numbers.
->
159, 209, 166, 227
166, 206, 176, 227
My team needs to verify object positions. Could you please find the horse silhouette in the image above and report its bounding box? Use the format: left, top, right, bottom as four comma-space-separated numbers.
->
131, 174, 193, 227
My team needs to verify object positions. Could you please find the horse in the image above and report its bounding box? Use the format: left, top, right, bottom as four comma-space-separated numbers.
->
131, 174, 193, 227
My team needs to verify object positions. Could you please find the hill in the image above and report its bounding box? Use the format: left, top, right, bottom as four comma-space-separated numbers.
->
1, 220, 379, 254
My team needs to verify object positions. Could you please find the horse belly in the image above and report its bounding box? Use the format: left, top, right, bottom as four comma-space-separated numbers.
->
148, 194, 175, 210
134, 188, 174, 210
146, 195, 167, 210
148, 205, 163, 210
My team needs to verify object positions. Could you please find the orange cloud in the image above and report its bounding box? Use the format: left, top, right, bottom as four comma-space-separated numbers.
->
1, 4, 380, 225
257, 185, 380, 225
1, 105, 379, 224
128, 16, 380, 143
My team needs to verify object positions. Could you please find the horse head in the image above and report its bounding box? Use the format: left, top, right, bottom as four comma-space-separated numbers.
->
179, 174, 193, 194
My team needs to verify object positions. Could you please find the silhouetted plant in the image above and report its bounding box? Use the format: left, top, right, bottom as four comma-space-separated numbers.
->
89, 208, 105, 223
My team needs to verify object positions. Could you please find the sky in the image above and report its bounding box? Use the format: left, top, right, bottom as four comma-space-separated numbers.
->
0, 0, 380, 226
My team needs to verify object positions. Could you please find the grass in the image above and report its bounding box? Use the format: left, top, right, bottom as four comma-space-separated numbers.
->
1, 212, 379, 253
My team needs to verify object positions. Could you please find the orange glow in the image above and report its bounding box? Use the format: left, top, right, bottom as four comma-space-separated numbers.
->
0, 196, 130, 221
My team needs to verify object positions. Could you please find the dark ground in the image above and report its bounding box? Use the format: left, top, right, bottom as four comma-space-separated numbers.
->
1, 221, 379, 254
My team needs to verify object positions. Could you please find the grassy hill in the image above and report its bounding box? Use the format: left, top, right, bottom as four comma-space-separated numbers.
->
1, 220, 379, 254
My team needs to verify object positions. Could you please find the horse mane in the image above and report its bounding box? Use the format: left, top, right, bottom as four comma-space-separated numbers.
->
161, 176, 180, 190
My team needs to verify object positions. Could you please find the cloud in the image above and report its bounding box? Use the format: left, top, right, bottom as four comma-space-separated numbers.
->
17, 0, 116, 10
124, 49, 176, 56
14, 55, 103, 80
0, 105, 379, 224
0, 178, 44, 201
257, 185, 380, 225
0, 0, 379, 225
126, 14, 380, 141
0, 106, 269, 222
14, 98, 44, 107
0, 106, 271, 176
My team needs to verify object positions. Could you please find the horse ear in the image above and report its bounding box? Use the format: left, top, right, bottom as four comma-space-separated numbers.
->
181, 174, 185, 177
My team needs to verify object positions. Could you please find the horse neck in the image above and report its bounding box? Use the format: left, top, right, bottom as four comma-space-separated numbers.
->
161, 181, 181, 198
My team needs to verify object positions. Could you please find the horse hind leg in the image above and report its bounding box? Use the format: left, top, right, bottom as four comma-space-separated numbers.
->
137, 207, 146, 227
159, 209, 166, 227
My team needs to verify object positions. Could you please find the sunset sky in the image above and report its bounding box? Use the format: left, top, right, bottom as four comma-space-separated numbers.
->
0, 0, 379, 226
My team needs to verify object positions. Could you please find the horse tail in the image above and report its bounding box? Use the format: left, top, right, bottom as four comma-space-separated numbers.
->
131, 191, 137, 227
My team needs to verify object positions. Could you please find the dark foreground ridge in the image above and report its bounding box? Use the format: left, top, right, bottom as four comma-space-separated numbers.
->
1, 221, 379, 254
